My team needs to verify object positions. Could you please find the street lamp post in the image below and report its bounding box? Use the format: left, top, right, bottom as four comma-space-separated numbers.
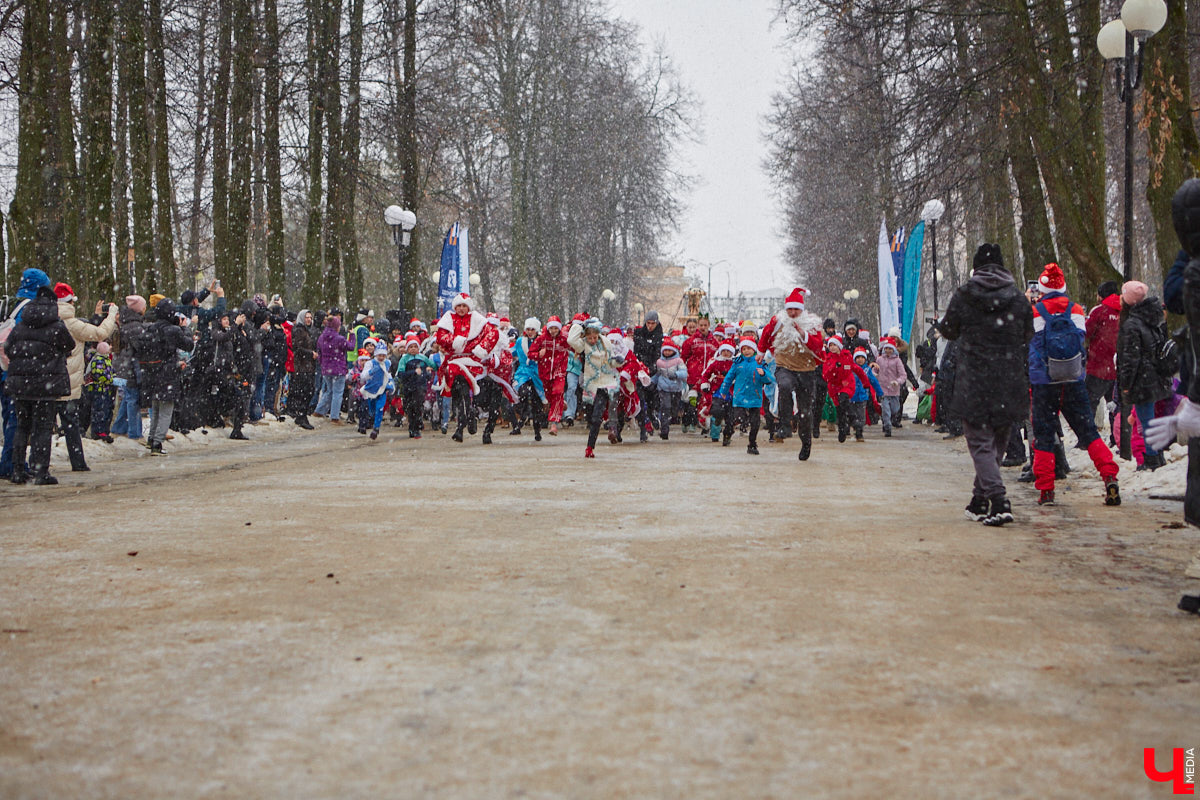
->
633, 302, 644, 326
1098, 0, 1167, 460
601, 288, 616, 322
384, 205, 417, 324
921, 199, 946, 319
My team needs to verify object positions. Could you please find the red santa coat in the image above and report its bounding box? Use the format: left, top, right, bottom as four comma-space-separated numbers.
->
435, 309, 501, 397
822, 350, 873, 401
698, 356, 733, 424
481, 340, 519, 404
529, 328, 570, 384
618, 353, 651, 419
681, 332, 719, 387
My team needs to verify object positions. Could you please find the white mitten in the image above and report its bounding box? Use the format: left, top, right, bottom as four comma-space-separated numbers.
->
452, 335, 468, 353
1146, 399, 1200, 452
472, 344, 488, 359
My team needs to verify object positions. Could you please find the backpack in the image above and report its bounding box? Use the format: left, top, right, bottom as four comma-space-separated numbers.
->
0, 298, 31, 371
1035, 301, 1084, 383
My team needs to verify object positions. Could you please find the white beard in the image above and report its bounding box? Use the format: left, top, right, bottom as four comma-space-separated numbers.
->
773, 310, 822, 351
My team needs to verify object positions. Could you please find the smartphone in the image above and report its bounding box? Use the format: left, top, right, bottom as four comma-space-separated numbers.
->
215, 280, 221, 288
1026, 281, 1039, 293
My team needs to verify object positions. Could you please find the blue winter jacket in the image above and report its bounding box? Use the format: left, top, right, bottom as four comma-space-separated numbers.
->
851, 361, 883, 403
718, 354, 776, 408
1028, 291, 1087, 385
652, 355, 688, 393
513, 336, 546, 398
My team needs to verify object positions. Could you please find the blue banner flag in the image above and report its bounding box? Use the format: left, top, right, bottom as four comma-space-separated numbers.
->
437, 223, 470, 317
901, 221, 925, 341
891, 227, 907, 328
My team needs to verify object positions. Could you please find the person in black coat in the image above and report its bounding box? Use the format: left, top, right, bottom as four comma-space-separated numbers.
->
134, 298, 194, 455
938, 243, 1034, 526
210, 310, 250, 439
632, 310, 664, 424
1118, 285, 1171, 470
4, 286, 74, 484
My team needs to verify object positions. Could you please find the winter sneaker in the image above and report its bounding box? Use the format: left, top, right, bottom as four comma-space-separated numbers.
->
1001, 456, 1024, 467
884, 430, 892, 438
369, 428, 379, 441
413, 432, 422, 440
452, 428, 464, 443
482, 432, 492, 445
467, 417, 477, 435
1104, 481, 1121, 506
747, 443, 759, 455
964, 495, 989, 521
854, 433, 865, 443
982, 497, 1014, 526
32, 474, 59, 486
1179, 595, 1200, 614
608, 430, 619, 445
1037, 490, 1055, 506
9, 468, 27, 485
584, 447, 595, 459
1017, 466, 1035, 483
535, 432, 543, 442
149, 442, 167, 457
837, 429, 847, 443
230, 430, 248, 440
440, 425, 448, 435
798, 441, 811, 461
660, 432, 669, 441
722, 437, 731, 447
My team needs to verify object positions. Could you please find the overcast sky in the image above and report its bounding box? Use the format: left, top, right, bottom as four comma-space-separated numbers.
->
608, 0, 796, 298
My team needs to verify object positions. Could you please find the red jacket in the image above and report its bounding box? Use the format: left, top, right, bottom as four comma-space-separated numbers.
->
681, 332, 719, 386
1085, 294, 1121, 381
701, 357, 733, 391
530, 328, 570, 382
822, 349, 873, 401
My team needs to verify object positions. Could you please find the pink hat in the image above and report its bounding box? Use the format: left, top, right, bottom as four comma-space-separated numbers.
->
1121, 280, 1149, 306
95, 341, 112, 356
126, 295, 147, 315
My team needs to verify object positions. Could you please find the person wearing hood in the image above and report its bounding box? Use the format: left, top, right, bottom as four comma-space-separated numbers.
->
1, 268, 53, 479
288, 309, 317, 430
938, 243, 1034, 527
134, 298, 194, 455
315, 314, 355, 423
55, 282, 119, 472
5, 286, 75, 484
209, 309, 249, 439
652, 339, 688, 440
110, 296, 148, 440
1118, 282, 1172, 471
1084, 281, 1123, 426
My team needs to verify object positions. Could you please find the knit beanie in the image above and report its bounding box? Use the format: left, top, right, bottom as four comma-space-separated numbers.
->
17, 268, 51, 300
96, 341, 112, 356
148, 293, 166, 310
972, 243, 1003, 269
1121, 280, 1149, 307
126, 295, 148, 315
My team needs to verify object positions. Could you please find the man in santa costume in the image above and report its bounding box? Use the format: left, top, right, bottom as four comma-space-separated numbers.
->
758, 287, 825, 461
681, 315, 718, 434
435, 293, 500, 442
529, 315, 571, 435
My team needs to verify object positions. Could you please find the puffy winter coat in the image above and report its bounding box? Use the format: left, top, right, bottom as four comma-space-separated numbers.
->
112, 306, 145, 384
851, 361, 883, 403
681, 332, 718, 386
567, 322, 620, 400
135, 300, 195, 402
822, 350, 871, 401
1118, 296, 1172, 406
718, 354, 776, 408
3, 290, 74, 400
938, 263, 1033, 426
701, 357, 733, 392
513, 335, 545, 396
318, 319, 355, 376
529, 328, 570, 383
632, 324, 663, 371
652, 354, 688, 393
210, 323, 239, 379
359, 358, 395, 400
1085, 294, 1121, 381
876, 350, 907, 397
59, 300, 119, 400
291, 323, 318, 374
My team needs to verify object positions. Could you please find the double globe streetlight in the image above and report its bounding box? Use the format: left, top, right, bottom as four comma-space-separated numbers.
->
384, 205, 417, 326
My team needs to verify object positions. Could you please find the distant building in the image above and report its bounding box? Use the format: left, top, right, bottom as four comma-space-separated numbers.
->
629, 263, 696, 331
708, 288, 787, 327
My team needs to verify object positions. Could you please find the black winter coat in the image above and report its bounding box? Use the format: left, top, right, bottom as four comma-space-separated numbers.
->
136, 301, 195, 402
938, 264, 1034, 426
233, 322, 263, 378
291, 324, 317, 374
210, 324, 239, 379
1118, 297, 1171, 406
633, 324, 663, 371
4, 291, 74, 400
112, 306, 145, 383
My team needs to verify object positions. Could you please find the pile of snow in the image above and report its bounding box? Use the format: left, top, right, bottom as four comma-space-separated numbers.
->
48, 415, 325, 467
1060, 424, 1186, 498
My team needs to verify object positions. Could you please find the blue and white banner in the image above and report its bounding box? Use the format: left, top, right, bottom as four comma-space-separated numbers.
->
891, 227, 907, 330
878, 221, 900, 336
437, 223, 470, 317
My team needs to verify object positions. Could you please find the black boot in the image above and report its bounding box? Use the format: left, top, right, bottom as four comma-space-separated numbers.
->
798, 440, 811, 461
9, 465, 27, 485
452, 426, 464, 443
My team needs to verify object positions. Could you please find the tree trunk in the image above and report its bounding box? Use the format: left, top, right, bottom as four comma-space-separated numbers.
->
125, 0, 155, 293
340, 0, 364, 311
301, 0, 325, 309
211, 0, 233, 296
188, 3, 209, 282
225, 0, 254, 301
148, 0, 176, 297
263, 0, 285, 297
322, 0, 343, 309
113, 4, 132, 294
400, 0, 420, 313
1006, 120, 1057, 283
81, 0, 115, 302
1142, 0, 1200, 278
9, 0, 47, 276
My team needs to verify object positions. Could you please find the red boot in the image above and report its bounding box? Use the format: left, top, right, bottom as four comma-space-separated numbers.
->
585, 447, 595, 458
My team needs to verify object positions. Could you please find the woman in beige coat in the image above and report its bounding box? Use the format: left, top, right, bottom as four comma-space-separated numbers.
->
54, 283, 119, 471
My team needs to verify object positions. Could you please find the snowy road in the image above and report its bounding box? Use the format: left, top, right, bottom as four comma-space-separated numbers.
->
2, 422, 1198, 797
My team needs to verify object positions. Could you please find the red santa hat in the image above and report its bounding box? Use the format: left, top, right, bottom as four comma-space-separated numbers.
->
572, 312, 588, 323
54, 282, 76, 303
499, 316, 510, 325
404, 332, 420, 346
827, 335, 844, 352
716, 342, 735, 356
452, 293, 474, 311
1038, 262, 1066, 292
784, 287, 808, 310
409, 317, 422, 329
879, 336, 899, 354
485, 312, 500, 326
853, 347, 868, 360
546, 316, 563, 330
737, 337, 759, 354
661, 340, 679, 354
712, 327, 727, 339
